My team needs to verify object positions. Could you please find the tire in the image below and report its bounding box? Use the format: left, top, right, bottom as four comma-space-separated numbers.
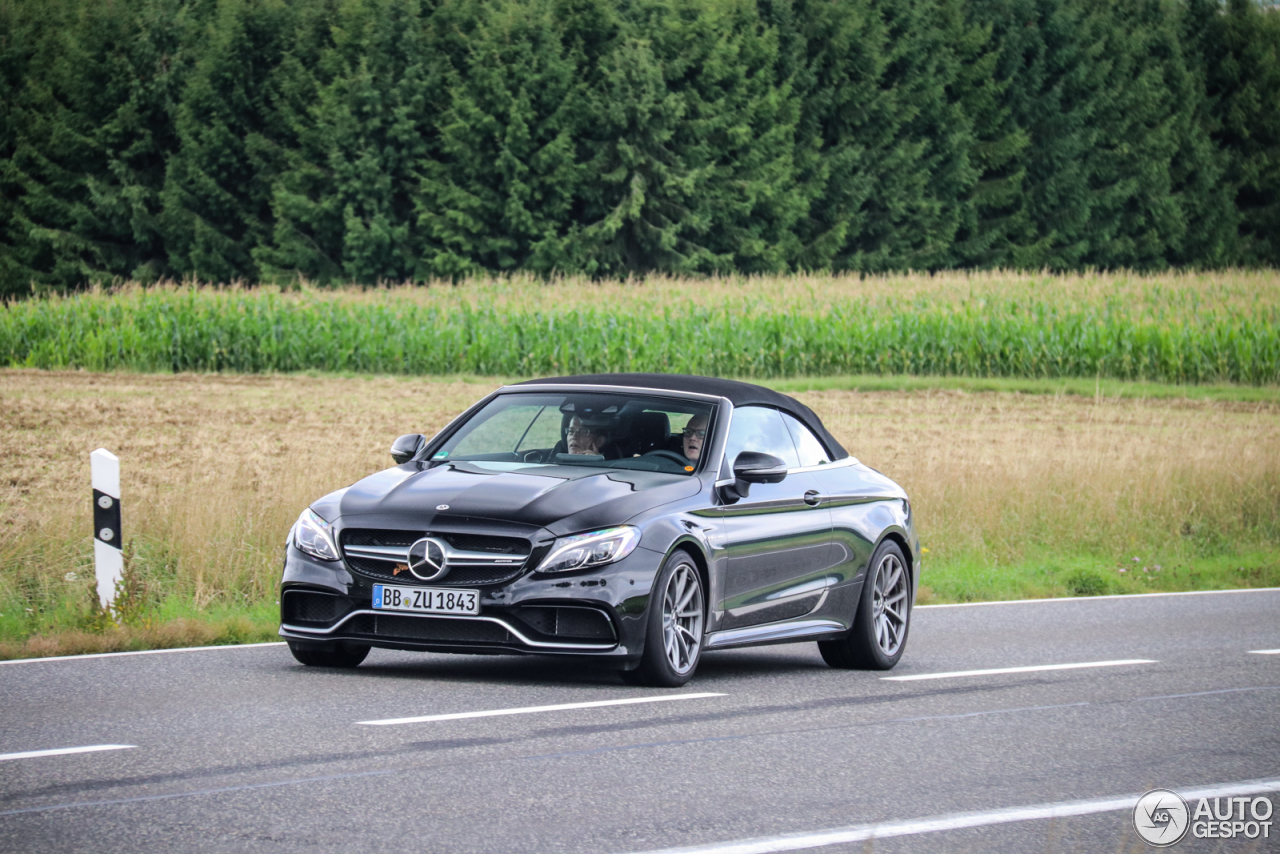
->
288, 640, 371, 668
819, 539, 911, 670
623, 550, 706, 687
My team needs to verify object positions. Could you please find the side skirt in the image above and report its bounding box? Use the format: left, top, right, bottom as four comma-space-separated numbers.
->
704, 618, 847, 650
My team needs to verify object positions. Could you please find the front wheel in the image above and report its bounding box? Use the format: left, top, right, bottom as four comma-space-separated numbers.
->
818, 540, 912, 670
624, 551, 705, 687
288, 640, 370, 668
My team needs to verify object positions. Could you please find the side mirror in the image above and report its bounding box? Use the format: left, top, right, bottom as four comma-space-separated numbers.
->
721, 451, 788, 501
390, 433, 427, 465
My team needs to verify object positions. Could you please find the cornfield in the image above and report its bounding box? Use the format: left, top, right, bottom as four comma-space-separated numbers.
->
2, 275, 1278, 383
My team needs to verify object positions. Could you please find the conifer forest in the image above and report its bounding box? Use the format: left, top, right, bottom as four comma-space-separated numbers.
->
2, 0, 1278, 294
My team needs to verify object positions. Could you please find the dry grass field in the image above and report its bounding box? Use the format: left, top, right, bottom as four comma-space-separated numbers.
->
2, 369, 1278, 658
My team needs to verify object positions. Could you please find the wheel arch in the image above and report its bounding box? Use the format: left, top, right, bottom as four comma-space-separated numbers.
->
664, 535, 711, 602
874, 528, 915, 596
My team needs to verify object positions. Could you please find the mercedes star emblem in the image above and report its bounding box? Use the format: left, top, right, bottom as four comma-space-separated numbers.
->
406, 537, 449, 581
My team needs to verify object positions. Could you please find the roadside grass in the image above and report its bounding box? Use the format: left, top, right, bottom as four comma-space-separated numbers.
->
1, 369, 1277, 659
0, 598, 279, 661
916, 549, 1280, 605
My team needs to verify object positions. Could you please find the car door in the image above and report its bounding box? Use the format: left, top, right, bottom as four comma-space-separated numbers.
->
782, 410, 906, 618
709, 406, 835, 631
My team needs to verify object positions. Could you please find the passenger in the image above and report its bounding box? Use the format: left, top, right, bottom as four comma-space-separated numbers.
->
565, 416, 610, 456
682, 414, 708, 461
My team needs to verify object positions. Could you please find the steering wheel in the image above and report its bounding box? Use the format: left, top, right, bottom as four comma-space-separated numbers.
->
641, 450, 693, 468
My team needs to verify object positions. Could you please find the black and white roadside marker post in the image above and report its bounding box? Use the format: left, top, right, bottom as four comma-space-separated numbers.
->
91, 448, 122, 614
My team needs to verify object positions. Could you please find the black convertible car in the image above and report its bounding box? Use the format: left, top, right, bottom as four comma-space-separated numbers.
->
280, 374, 918, 686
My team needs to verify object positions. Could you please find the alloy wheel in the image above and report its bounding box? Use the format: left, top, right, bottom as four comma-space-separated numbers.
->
661, 562, 704, 674
871, 553, 908, 656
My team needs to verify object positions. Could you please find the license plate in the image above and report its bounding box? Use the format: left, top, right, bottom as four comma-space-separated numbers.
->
372, 584, 480, 616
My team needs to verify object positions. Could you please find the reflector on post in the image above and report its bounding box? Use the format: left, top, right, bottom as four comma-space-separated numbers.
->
91, 448, 122, 613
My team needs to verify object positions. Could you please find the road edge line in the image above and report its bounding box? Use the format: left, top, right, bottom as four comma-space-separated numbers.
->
916, 586, 1280, 610
619, 776, 1280, 854
357, 693, 727, 726
0, 641, 286, 665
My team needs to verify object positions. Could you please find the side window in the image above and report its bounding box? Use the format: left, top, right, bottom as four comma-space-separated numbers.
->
514, 406, 562, 452
452, 404, 543, 455
722, 406, 801, 475
781, 413, 831, 467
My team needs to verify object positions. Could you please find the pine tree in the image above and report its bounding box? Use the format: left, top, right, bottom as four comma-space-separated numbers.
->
258, 0, 436, 284
1075, 0, 1209, 268
767, 0, 976, 272
847, 0, 975, 271
1192, 0, 1280, 265
946, 0, 1036, 267
0, 0, 59, 293
1, 0, 197, 292
982, 0, 1105, 269
763, 0, 888, 269
414, 0, 593, 278
656, 0, 805, 273
570, 11, 703, 274
160, 0, 293, 282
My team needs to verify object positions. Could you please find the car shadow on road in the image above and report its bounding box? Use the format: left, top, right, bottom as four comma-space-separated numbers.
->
295, 643, 839, 688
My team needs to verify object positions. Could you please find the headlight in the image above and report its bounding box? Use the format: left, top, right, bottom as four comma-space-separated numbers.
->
292, 508, 340, 562
536, 526, 641, 573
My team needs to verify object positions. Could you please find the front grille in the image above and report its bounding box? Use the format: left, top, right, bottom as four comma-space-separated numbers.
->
282, 590, 353, 626
344, 558, 529, 587
339, 528, 534, 587
376, 615, 512, 644
444, 533, 526, 554
342, 529, 530, 553
343, 530, 418, 548
336, 613, 513, 645
288, 606, 614, 649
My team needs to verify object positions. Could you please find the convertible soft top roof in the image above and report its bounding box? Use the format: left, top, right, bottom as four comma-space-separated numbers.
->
514, 373, 849, 461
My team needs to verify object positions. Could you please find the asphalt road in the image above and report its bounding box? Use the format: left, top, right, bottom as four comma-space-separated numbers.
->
2, 588, 1278, 854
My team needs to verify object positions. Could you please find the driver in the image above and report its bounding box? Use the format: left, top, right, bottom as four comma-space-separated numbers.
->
566, 416, 610, 456
682, 414, 708, 461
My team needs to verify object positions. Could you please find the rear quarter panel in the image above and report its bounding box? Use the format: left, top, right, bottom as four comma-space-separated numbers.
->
820, 461, 917, 624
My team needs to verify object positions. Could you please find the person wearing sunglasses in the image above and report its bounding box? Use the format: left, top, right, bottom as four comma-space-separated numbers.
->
682, 414, 709, 461
566, 416, 610, 456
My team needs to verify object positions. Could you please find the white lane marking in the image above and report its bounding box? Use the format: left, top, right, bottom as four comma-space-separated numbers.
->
357, 693, 726, 726
882, 659, 1155, 682
0, 745, 135, 762
1249, 649, 1280, 655
917, 586, 1280, 609
621, 776, 1280, 854
0, 642, 285, 665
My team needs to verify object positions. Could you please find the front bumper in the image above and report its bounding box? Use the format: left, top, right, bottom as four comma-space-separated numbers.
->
279, 543, 666, 664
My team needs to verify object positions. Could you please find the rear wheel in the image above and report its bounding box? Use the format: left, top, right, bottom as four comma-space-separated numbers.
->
819, 540, 911, 670
624, 551, 705, 687
287, 640, 370, 668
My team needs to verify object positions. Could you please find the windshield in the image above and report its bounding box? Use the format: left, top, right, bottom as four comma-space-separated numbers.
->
433, 392, 715, 476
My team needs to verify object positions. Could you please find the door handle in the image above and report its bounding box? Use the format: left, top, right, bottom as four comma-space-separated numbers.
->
804, 490, 822, 506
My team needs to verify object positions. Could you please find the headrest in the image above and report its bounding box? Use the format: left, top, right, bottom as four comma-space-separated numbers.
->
631, 411, 670, 439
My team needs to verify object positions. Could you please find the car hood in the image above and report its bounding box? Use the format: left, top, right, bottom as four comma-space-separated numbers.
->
327, 462, 703, 534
